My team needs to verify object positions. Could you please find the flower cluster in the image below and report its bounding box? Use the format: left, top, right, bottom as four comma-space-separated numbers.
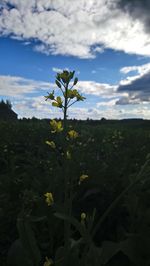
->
79, 174, 89, 185
68, 130, 78, 139
45, 70, 85, 111
45, 140, 56, 149
50, 120, 63, 133
44, 192, 54, 206
43, 256, 53, 266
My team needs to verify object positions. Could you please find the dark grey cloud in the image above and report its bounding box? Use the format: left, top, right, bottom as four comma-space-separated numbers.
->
116, 97, 130, 105
117, 0, 150, 33
118, 71, 150, 92
116, 93, 150, 105
116, 71, 150, 104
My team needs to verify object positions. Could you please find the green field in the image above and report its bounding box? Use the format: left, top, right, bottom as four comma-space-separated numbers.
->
1, 118, 150, 266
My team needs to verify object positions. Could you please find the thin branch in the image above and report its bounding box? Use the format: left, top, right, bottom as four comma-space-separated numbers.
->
59, 86, 65, 97
67, 100, 78, 108
67, 98, 71, 106
58, 80, 66, 96
69, 84, 74, 90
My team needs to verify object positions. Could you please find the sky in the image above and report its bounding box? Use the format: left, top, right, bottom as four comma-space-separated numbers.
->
0, 0, 150, 120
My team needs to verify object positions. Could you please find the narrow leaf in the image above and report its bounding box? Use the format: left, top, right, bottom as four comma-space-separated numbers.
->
73, 77, 78, 86
56, 80, 61, 88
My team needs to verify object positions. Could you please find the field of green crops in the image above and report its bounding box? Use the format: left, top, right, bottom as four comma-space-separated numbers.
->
1, 118, 150, 266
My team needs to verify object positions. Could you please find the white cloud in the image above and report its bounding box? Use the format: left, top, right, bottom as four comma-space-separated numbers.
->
68, 104, 150, 120
52, 67, 64, 73
96, 99, 118, 107
14, 96, 63, 119
52, 67, 80, 75
77, 80, 117, 97
0, 75, 53, 97
0, 74, 117, 99
1, 0, 150, 58
13, 96, 150, 120
120, 63, 150, 75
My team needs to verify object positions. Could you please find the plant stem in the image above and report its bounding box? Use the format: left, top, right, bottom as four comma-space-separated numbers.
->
63, 84, 68, 133
62, 82, 71, 258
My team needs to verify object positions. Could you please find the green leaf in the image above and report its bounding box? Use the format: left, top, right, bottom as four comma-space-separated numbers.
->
68, 246, 80, 266
69, 71, 75, 80
76, 93, 86, 101
54, 212, 91, 244
70, 238, 83, 249
7, 239, 32, 266
56, 73, 61, 81
17, 217, 41, 266
48, 90, 55, 100
55, 244, 81, 266
55, 80, 62, 88
73, 77, 78, 86
120, 235, 150, 265
30, 216, 47, 223
100, 241, 120, 265
55, 246, 64, 266
45, 91, 55, 101
85, 244, 102, 266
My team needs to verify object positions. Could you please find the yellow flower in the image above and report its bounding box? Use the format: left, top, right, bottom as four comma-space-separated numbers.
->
78, 174, 89, 185
44, 192, 54, 206
50, 120, 63, 133
52, 96, 63, 108
81, 212, 86, 220
43, 256, 53, 266
81, 212, 86, 226
68, 130, 78, 139
45, 141, 56, 149
66, 150, 71, 160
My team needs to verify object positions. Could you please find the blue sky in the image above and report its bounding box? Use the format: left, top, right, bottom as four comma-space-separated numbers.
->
0, 0, 150, 119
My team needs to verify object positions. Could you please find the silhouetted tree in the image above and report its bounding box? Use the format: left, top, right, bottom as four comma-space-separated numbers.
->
0, 99, 17, 120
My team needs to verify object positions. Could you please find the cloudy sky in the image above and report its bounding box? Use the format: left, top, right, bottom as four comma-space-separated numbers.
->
0, 0, 150, 119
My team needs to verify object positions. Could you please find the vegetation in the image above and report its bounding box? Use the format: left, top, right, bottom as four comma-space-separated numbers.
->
0, 71, 150, 266
0, 99, 12, 110
0, 99, 17, 120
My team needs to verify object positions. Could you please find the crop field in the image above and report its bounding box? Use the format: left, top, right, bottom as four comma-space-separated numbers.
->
1, 118, 150, 266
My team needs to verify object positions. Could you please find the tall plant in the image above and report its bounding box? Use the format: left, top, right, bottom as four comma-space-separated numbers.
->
45, 70, 89, 263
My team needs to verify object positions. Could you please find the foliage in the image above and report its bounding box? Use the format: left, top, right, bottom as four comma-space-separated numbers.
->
0, 99, 12, 110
